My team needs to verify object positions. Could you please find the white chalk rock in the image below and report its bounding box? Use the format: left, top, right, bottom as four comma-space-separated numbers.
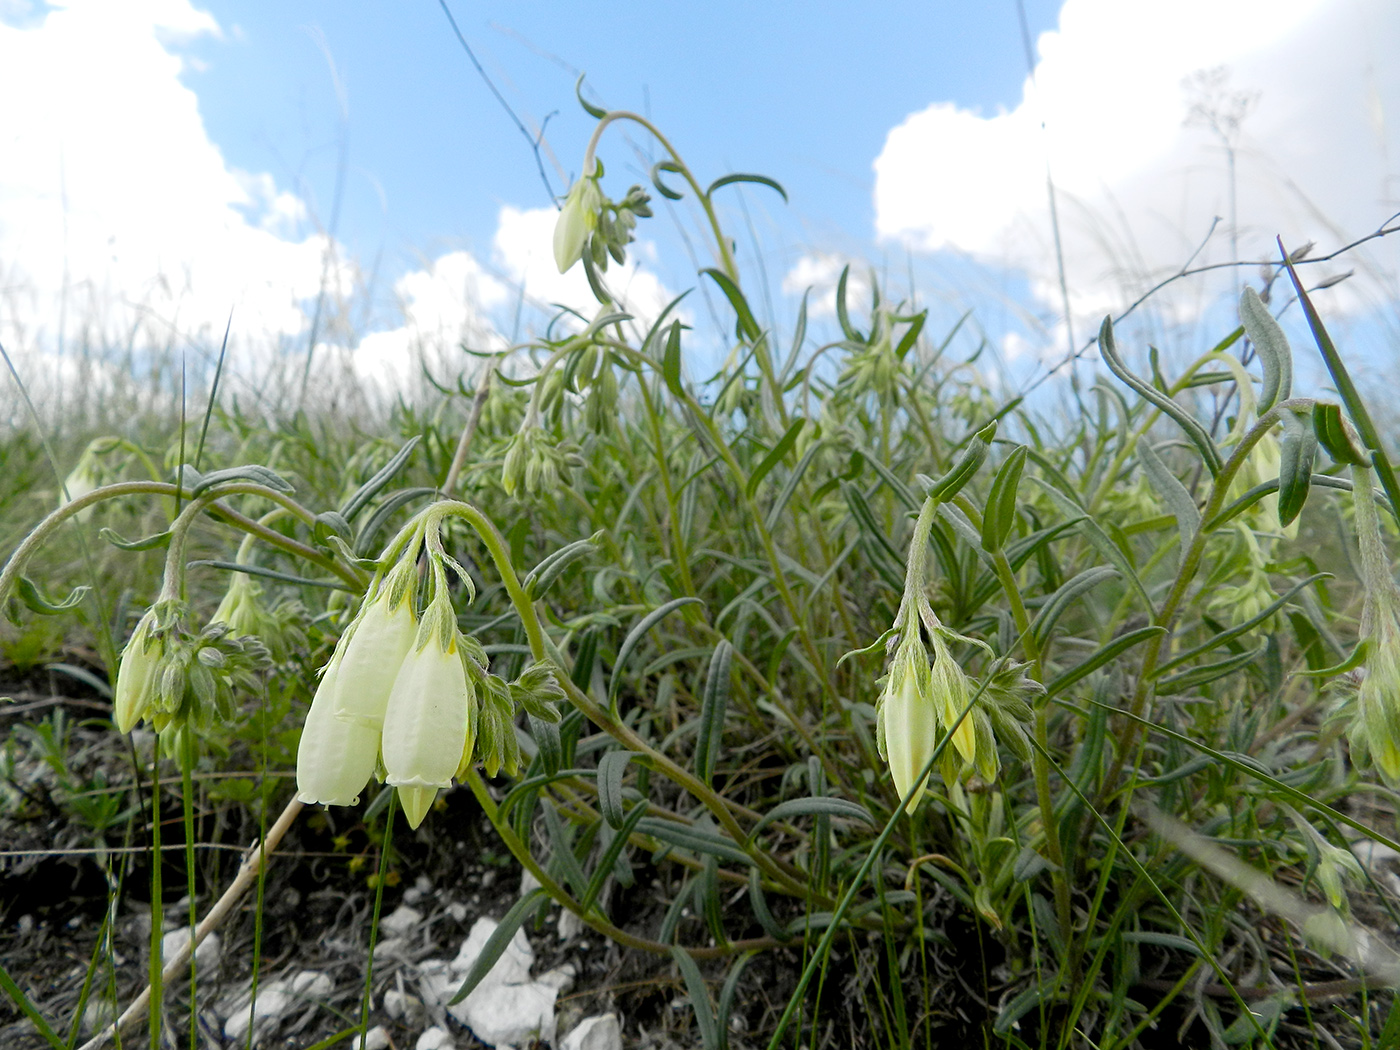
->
291, 970, 333, 999
381, 904, 423, 938
561, 1013, 623, 1050
221, 979, 291, 1043
519, 868, 543, 895
416, 1026, 455, 1050
448, 979, 557, 1047
442, 916, 558, 1046
539, 963, 577, 995
451, 917, 534, 984
160, 927, 221, 975
363, 1025, 392, 1050
557, 908, 585, 941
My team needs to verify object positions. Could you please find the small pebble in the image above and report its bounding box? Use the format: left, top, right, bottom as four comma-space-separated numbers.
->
416, 1025, 455, 1050
362, 1025, 392, 1050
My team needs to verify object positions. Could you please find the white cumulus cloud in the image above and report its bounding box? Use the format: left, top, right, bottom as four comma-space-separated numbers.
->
873, 0, 1400, 337
0, 0, 343, 363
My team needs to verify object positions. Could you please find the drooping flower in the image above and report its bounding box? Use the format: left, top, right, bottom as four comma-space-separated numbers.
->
330, 585, 418, 731
552, 175, 603, 273
381, 612, 474, 829
295, 654, 383, 806
114, 609, 167, 733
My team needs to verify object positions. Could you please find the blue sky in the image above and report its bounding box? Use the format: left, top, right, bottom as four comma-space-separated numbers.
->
0, 0, 1395, 407
183, 1, 1062, 270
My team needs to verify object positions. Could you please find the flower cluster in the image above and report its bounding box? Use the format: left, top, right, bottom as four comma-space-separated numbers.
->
552, 161, 652, 275
113, 597, 270, 761
295, 508, 563, 827
872, 493, 1038, 812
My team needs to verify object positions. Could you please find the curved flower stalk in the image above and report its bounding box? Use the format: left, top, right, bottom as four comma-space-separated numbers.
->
294, 503, 555, 827
872, 491, 1036, 812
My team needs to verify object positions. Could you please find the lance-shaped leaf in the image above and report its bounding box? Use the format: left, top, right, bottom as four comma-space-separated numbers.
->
608, 597, 704, 713
921, 421, 996, 503
597, 749, 639, 829
448, 889, 550, 1005
1239, 287, 1292, 413
1137, 437, 1199, 570
980, 445, 1027, 552
696, 641, 733, 786
1030, 566, 1119, 649
339, 436, 420, 522
1098, 316, 1223, 476
1277, 408, 1318, 528
1312, 402, 1369, 466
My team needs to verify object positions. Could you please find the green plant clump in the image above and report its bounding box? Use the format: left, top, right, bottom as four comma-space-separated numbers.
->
4, 97, 1400, 1050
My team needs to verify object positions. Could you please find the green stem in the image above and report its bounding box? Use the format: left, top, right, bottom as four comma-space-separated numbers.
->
436, 500, 814, 898
582, 111, 740, 285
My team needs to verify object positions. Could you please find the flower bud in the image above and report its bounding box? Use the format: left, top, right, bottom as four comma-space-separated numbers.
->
381, 621, 474, 829
295, 655, 382, 806
114, 610, 164, 733
553, 176, 603, 274
879, 642, 939, 814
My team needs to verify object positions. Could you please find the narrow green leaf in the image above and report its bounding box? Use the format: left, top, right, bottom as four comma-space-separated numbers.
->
597, 750, 638, 829
1097, 316, 1222, 476
1276, 409, 1317, 527
747, 797, 876, 844
1155, 646, 1264, 695
745, 419, 806, 501
1044, 626, 1167, 699
1312, 401, 1369, 466
524, 532, 603, 599
702, 268, 762, 342
764, 439, 823, 532
187, 560, 344, 590
716, 951, 757, 1050
1030, 566, 1118, 649
528, 714, 563, 776
893, 310, 927, 361
581, 800, 650, 911
1239, 287, 1292, 412
747, 867, 791, 942
835, 265, 861, 341
190, 464, 294, 498
650, 160, 686, 200
921, 421, 996, 503
339, 437, 421, 522
573, 73, 607, 119
14, 576, 89, 616
636, 817, 750, 865
1136, 437, 1199, 568
99, 526, 172, 552
706, 173, 788, 202
354, 486, 437, 555
1154, 573, 1330, 676
696, 641, 733, 786
609, 596, 704, 712
662, 321, 686, 398
447, 889, 550, 1004
980, 444, 1027, 552
541, 800, 589, 898
1284, 250, 1400, 521
671, 946, 720, 1050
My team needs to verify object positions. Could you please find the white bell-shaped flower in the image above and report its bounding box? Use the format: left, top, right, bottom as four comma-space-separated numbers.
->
381, 622, 473, 829
295, 656, 382, 806
331, 588, 418, 730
